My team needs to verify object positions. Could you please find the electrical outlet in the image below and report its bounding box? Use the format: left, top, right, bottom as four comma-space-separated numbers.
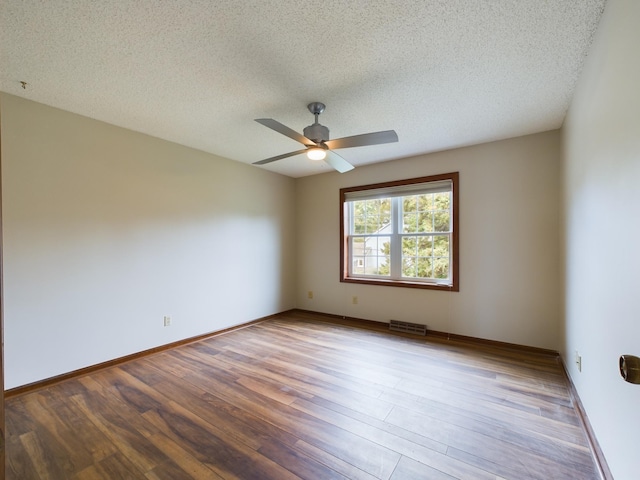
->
308, 290, 313, 299
352, 296, 358, 305
164, 315, 171, 327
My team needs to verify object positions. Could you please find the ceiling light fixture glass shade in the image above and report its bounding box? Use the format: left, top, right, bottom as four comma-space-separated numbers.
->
307, 147, 327, 161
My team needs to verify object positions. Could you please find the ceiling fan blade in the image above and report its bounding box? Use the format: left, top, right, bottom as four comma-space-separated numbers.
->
253, 148, 308, 165
324, 130, 398, 150
255, 118, 315, 146
324, 151, 355, 173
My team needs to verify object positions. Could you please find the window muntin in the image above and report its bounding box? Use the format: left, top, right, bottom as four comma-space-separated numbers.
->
340, 173, 458, 291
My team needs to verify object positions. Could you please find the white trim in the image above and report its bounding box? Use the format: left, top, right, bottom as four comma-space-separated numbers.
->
346, 187, 453, 284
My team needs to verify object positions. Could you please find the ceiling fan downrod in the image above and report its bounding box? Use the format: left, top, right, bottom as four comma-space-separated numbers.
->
307, 102, 326, 124
304, 102, 329, 143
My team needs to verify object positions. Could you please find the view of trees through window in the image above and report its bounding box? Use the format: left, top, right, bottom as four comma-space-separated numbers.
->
352, 198, 391, 276
350, 192, 451, 280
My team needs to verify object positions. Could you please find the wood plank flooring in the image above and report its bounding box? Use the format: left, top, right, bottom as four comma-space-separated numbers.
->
5, 311, 600, 479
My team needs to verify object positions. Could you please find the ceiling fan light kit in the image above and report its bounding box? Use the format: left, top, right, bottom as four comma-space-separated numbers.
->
306, 147, 326, 161
253, 102, 398, 173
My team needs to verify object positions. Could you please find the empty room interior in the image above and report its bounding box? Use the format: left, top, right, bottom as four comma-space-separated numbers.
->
0, 0, 638, 479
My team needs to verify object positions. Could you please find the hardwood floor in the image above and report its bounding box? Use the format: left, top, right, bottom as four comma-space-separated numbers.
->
5, 311, 600, 479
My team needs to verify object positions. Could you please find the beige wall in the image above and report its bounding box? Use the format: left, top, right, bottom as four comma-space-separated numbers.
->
1, 93, 296, 389
562, 0, 640, 477
296, 130, 562, 350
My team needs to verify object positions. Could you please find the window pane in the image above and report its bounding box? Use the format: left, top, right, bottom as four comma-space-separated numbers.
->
433, 235, 449, 256
417, 257, 433, 278
417, 236, 433, 256
352, 257, 365, 274
380, 214, 391, 230
434, 257, 449, 279
434, 192, 450, 210
380, 199, 391, 216
401, 234, 449, 280
403, 236, 435, 256
352, 237, 365, 253
403, 195, 437, 233
402, 256, 416, 278
378, 238, 391, 275
403, 212, 416, 233
402, 193, 452, 234
418, 212, 434, 233
402, 255, 435, 279
402, 236, 417, 256
352, 199, 391, 235
434, 193, 451, 232
351, 235, 390, 276
403, 196, 417, 213
418, 194, 433, 210
402, 235, 434, 279
366, 255, 387, 276
434, 210, 450, 232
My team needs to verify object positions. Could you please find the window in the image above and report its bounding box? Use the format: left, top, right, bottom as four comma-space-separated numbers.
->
340, 172, 458, 291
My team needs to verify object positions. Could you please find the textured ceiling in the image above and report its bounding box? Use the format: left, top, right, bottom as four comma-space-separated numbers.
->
0, 0, 606, 177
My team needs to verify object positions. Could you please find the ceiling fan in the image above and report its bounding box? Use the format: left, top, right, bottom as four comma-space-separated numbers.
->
253, 102, 398, 173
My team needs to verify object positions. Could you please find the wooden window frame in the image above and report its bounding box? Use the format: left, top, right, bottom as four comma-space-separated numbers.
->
340, 172, 459, 292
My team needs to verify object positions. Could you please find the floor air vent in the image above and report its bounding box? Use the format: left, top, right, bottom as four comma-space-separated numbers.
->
389, 320, 427, 336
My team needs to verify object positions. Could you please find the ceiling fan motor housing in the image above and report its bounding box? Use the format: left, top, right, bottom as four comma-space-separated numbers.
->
303, 123, 330, 143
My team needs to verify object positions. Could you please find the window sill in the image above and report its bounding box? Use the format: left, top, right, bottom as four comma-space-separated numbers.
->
341, 276, 458, 292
